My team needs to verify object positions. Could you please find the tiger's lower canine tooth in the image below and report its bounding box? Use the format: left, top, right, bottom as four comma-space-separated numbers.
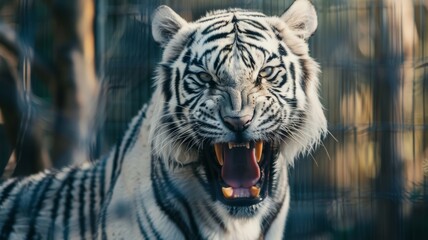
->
222, 187, 233, 198
255, 141, 263, 162
250, 186, 260, 197
214, 144, 223, 165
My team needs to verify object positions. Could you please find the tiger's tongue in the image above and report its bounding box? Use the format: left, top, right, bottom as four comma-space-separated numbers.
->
221, 146, 260, 188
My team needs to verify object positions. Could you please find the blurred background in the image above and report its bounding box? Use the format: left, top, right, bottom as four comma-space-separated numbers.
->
0, 0, 427, 239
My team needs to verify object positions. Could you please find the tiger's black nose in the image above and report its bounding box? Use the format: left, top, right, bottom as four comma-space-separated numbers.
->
223, 115, 253, 132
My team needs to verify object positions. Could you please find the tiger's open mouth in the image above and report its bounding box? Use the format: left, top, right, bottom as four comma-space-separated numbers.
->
205, 141, 279, 206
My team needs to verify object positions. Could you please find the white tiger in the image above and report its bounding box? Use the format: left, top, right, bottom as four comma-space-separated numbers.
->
0, 0, 326, 239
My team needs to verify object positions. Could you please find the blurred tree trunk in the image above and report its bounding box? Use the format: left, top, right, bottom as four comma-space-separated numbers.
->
47, 0, 99, 168
0, 0, 99, 175
373, 0, 417, 239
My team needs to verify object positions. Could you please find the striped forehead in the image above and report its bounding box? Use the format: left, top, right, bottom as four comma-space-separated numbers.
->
193, 11, 275, 47
185, 11, 280, 78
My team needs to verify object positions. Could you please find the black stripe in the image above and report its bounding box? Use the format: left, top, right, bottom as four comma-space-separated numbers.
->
242, 29, 266, 40
238, 41, 269, 56
276, 72, 288, 88
152, 155, 204, 239
186, 93, 204, 111
63, 170, 77, 240
174, 68, 181, 105
213, 44, 232, 70
267, 88, 285, 107
78, 169, 89, 240
89, 165, 97, 238
271, 26, 283, 40
136, 211, 150, 239
175, 105, 185, 121
285, 97, 298, 109
0, 180, 27, 239
27, 176, 54, 239
186, 31, 196, 48
214, 50, 231, 74
186, 93, 200, 110
268, 66, 283, 81
181, 49, 192, 64
289, 62, 295, 81
137, 205, 163, 240
278, 44, 288, 57
202, 20, 229, 34
266, 53, 279, 62
98, 162, 105, 214
258, 112, 281, 129
151, 157, 191, 238
109, 143, 122, 188
245, 34, 264, 41
204, 31, 231, 44
231, 15, 238, 24
123, 108, 146, 154
160, 65, 172, 101
290, 62, 297, 99
157, 158, 203, 238
183, 78, 204, 95
241, 19, 268, 31
48, 169, 78, 239
269, 87, 289, 104
109, 133, 127, 189
260, 100, 275, 116
99, 157, 109, 207
238, 44, 256, 68
0, 178, 21, 207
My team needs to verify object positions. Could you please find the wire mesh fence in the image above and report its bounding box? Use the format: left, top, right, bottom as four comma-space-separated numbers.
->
0, 0, 427, 239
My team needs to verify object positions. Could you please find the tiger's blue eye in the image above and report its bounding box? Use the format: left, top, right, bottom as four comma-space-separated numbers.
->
198, 72, 213, 82
259, 67, 273, 78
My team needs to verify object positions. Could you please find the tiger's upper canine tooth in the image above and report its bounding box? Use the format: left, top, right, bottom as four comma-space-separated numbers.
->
228, 142, 233, 149
222, 187, 233, 199
245, 142, 250, 149
255, 141, 263, 162
250, 186, 261, 197
214, 143, 223, 166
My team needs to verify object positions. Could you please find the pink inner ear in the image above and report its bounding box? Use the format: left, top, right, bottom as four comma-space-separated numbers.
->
221, 146, 261, 188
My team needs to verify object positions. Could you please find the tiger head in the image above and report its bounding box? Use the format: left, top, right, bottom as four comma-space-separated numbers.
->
150, 0, 326, 211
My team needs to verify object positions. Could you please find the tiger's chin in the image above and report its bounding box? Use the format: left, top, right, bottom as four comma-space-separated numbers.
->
203, 140, 280, 211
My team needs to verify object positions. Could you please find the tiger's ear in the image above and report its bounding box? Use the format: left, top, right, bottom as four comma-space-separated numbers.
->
152, 5, 188, 47
280, 0, 318, 40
